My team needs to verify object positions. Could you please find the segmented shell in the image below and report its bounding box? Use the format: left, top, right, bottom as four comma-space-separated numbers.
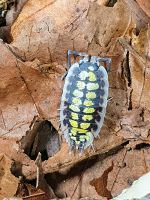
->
60, 58, 109, 150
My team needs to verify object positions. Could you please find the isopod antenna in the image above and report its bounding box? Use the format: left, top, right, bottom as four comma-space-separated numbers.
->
97, 57, 112, 72
67, 50, 89, 68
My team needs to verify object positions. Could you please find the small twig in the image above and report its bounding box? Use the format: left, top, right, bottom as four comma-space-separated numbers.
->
71, 171, 84, 198
35, 152, 42, 188
23, 192, 45, 199
110, 149, 127, 192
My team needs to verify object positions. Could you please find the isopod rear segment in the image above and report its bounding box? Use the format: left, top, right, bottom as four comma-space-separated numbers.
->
60, 50, 111, 151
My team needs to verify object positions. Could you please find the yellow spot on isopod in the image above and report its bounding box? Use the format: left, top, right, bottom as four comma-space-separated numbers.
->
86, 92, 96, 99
72, 128, 87, 133
87, 82, 99, 90
80, 123, 90, 129
71, 112, 79, 120
83, 100, 94, 106
73, 89, 83, 98
71, 128, 78, 132
71, 128, 77, 135
69, 105, 80, 112
80, 138, 85, 142
79, 71, 89, 80
85, 132, 92, 141
76, 141, 80, 144
88, 72, 97, 81
83, 107, 95, 113
82, 115, 93, 121
69, 119, 78, 128
71, 136, 76, 140
85, 136, 90, 141
72, 98, 82, 105
80, 135, 86, 139
77, 81, 86, 90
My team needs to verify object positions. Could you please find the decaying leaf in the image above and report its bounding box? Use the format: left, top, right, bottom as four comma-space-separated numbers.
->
3, 198, 22, 200
15, 182, 48, 200
0, 0, 150, 198
114, 171, 150, 200
10, 0, 133, 63
136, 0, 150, 17
1, 0, 150, 175
0, 153, 19, 199
54, 147, 150, 199
90, 163, 113, 199
0, 22, 125, 180
128, 27, 150, 109
124, 0, 150, 30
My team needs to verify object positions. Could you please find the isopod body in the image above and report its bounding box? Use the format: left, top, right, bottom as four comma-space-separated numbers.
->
60, 50, 111, 151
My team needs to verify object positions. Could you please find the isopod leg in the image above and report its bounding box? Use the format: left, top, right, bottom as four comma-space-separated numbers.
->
108, 97, 113, 102
61, 71, 68, 80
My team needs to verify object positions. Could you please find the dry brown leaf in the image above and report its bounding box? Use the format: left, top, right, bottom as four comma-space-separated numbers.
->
0, 40, 62, 137
129, 27, 150, 108
16, 182, 47, 200
90, 163, 113, 199
0, 153, 19, 199
121, 109, 145, 127
96, 0, 109, 6
126, 140, 150, 150
124, 0, 150, 30
136, 0, 150, 17
54, 147, 150, 199
10, 0, 132, 63
0, 1, 150, 194
111, 149, 150, 197
3, 198, 23, 200
118, 108, 150, 140
0, 38, 125, 180
54, 150, 125, 199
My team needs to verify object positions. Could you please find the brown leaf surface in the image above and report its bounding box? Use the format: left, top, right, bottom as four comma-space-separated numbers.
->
90, 163, 113, 199
129, 27, 150, 109
0, 40, 61, 137
11, 0, 132, 63
55, 147, 150, 199
136, 0, 150, 17
0, 39, 124, 180
0, 153, 19, 199
124, 0, 150, 30
116, 27, 150, 144
0, 0, 134, 179
0, 0, 150, 198
16, 182, 48, 200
